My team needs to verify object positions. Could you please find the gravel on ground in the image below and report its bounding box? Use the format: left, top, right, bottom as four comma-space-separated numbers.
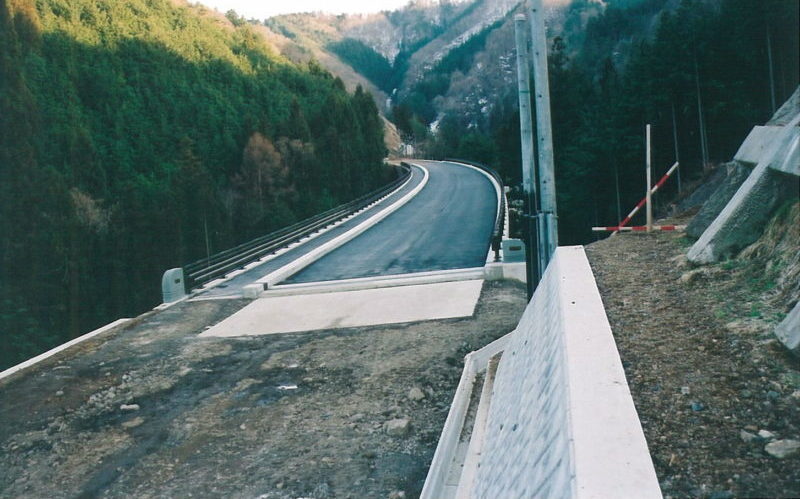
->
0, 281, 526, 498
586, 211, 800, 498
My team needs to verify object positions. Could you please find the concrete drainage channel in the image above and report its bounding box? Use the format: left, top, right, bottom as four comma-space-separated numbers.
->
422, 246, 662, 499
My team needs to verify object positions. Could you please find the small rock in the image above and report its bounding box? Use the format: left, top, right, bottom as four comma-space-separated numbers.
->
55, 390, 64, 397
350, 413, 365, 422
765, 439, 800, 458
276, 482, 284, 489
690, 402, 705, 412
120, 404, 140, 411
408, 387, 425, 401
740, 430, 758, 443
384, 418, 410, 436
388, 491, 406, 499
680, 386, 691, 395
740, 389, 753, 399
239, 423, 246, 430
758, 429, 776, 440
766, 390, 780, 400
122, 417, 144, 429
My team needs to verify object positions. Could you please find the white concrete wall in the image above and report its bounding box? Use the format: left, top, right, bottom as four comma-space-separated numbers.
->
469, 246, 661, 499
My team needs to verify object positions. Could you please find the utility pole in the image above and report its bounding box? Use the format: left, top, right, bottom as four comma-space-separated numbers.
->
514, 13, 540, 299
646, 124, 653, 232
527, 0, 558, 270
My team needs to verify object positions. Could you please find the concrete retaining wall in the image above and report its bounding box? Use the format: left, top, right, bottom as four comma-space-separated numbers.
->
423, 246, 661, 498
688, 111, 800, 263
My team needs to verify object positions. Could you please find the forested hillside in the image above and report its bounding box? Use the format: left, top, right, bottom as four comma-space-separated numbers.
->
0, 0, 387, 369
260, 0, 797, 248
390, 0, 798, 245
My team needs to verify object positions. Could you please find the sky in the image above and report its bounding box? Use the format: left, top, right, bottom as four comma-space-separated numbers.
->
198, 0, 415, 19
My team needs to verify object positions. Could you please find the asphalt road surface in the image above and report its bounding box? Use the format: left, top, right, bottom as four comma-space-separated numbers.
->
284, 160, 498, 283
195, 164, 427, 298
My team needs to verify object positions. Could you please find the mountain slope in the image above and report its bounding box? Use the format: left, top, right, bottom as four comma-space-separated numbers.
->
0, 0, 388, 368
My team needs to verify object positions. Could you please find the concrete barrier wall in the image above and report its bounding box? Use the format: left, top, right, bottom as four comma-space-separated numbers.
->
469, 246, 661, 498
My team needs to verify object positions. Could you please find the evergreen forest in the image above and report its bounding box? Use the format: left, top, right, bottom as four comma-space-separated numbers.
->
0, 0, 387, 369
387, 0, 798, 245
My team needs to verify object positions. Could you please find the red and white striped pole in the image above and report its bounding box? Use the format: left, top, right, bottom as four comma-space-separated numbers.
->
592, 224, 686, 232
616, 161, 679, 229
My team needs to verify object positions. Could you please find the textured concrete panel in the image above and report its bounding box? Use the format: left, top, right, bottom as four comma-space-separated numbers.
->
470, 247, 660, 499
767, 87, 800, 126
199, 280, 483, 337
775, 302, 800, 356
686, 163, 750, 238
734, 126, 785, 165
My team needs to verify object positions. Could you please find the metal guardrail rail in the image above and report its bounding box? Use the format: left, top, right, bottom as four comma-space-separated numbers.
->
183, 163, 412, 291
444, 158, 506, 260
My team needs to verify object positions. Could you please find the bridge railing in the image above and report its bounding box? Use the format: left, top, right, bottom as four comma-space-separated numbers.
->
444, 158, 506, 259
183, 163, 412, 291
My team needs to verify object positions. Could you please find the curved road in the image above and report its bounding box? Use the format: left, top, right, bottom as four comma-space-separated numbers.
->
196, 164, 428, 298
284, 160, 498, 283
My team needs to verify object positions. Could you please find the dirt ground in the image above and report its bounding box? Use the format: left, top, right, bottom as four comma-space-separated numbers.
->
586, 213, 800, 498
0, 280, 527, 498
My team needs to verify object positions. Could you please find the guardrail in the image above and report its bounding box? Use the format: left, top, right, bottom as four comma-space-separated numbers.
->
444, 158, 506, 260
182, 163, 412, 291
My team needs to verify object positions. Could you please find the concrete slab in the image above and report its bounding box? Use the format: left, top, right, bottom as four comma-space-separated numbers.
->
775, 301, 800, 356
199, 280, 484, 337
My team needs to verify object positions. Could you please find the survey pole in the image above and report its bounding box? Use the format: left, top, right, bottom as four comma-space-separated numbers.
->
514, 13, 540, 298
527, 0, 558, 269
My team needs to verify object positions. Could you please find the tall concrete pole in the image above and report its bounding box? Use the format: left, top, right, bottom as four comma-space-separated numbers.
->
514, 13, 540, 298
527, 0, 558, 268
514, 14, 536, 199
646, 124, 653, 232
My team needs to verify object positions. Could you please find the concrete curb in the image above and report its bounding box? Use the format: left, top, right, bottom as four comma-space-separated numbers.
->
0, 318, 132, 382
252, 164, 430, 292
262, 267, 485, 297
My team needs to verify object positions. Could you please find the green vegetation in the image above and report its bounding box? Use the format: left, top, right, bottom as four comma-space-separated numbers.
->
412, 0, 798, 245
0, 0, 387, 369
328, 38, 394, 92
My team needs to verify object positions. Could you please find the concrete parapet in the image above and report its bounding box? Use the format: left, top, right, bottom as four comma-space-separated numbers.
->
688, 114, 800, 264
423, 246, 660, 498
775, 302, 800, 357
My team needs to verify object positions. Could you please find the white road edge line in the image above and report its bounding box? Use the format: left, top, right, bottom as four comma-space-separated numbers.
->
253, 163, 430, 291
0, 318, 132, 382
